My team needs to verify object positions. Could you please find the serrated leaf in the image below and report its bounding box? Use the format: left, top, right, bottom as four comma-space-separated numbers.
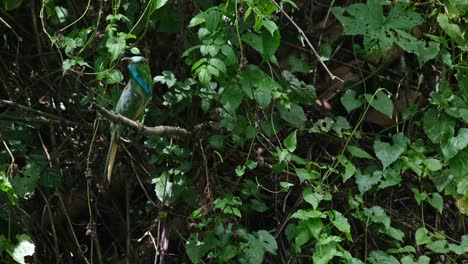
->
303, 187, 323, 209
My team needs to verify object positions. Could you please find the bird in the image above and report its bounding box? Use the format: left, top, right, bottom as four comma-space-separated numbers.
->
104, 56, 153, 182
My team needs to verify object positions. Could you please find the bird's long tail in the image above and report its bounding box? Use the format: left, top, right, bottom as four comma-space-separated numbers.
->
105, 129, 119, 182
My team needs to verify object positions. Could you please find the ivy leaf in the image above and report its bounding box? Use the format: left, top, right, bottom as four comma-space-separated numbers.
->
8, 234, 35, 264
415, 227, 433, 245
374, 132, 409, 169
423, 109, 455, 144
356, 170, 382, 194
106, 69, 123, 84
441, 128, 468, 160
365, 90, 394, 118
106, 33, 126, 62
341, 89, 364, 113
284, 130, 297, 152
428, 193, 444, 214
448, 235, 468, 255
426, 240, 449, 254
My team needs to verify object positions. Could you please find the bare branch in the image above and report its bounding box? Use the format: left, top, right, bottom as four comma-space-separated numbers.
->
95, 104, 193, 138
270, 0, 344, 82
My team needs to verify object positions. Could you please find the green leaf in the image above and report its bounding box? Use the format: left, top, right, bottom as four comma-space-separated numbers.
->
0, 173, 19, 206
428, 193, 443, 214
295, 168, 320, 183
368, 250, 399, 264
188, 12, 207, 27
441, 128, 468, 160
153, 71, 177, 87
448, 235, 468, 255
256, 230, 277, 254
291, 209, 324, 220
288, 54, 312, 73
303, 187, 323, 209
277, 103, 307, 129
437, 14, 464, 45
364, 206, 390, 229
220, 82, 244, 114
318, 42, 332, 61
8, 234, 35, 264
262, 19, 278, 36
426, 239, 449, 254
356, 170, 382, 194
415, 227, 432, 245
106, 68, 123, 84
242, 32, 263, 54
337, 155, 356, 182
284, 130, 297, 152
341, 89, 364, 113
423, 158, 443, 171
347, 145, 374, 159
205, 10, 219, 32
332, 0, 423, 54
106, 33, 126, 62
262, 29, 281, 62
365, 90, 394, 118
329, 210, 352, 241
152, 0, 170, 11
423, 109, 455, 144
185, 233, 213, 263
209, 58, 226, 73
374, 132, 409, 169
4, 0, 24, 10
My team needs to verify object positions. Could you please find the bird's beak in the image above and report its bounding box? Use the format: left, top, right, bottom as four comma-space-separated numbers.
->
121, 57, 132, 62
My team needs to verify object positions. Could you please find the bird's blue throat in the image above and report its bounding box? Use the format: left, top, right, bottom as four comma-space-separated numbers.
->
128, 64, 152, 99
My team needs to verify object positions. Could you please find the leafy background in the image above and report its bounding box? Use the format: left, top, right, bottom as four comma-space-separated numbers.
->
0, 0, 467, 263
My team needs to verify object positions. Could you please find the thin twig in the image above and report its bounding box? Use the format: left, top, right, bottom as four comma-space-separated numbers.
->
95, 104, 194, 137
270, 0, 343, 82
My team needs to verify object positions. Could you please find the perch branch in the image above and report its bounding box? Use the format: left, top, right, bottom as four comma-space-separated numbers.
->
94, 104, 193, 138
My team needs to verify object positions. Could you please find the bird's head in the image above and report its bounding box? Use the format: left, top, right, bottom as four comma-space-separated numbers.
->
121, 56, 152, 99
121, 56, 147, 64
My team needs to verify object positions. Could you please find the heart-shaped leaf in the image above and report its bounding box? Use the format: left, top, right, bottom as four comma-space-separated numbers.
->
374, 133, 409, 169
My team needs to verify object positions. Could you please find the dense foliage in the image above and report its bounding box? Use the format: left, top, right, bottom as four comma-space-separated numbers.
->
0, 0, 467, 263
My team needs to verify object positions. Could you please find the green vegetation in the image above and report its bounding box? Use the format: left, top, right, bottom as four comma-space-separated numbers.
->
0, 0, 467, 263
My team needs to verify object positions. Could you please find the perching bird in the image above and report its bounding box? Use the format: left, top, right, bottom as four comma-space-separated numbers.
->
104, 56, 153, 182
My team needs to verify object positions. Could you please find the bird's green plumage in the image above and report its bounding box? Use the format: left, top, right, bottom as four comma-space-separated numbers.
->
105, 56, 153, 182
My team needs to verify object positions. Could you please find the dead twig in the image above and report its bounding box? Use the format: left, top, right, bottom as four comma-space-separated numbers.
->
270, 0, 343, 82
